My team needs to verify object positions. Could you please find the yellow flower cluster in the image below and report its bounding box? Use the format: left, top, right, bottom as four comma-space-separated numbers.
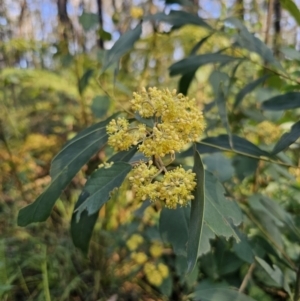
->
106, 87, 204, 208
245, 121, 282, 145
126, 234, 144, 251
106, 118, 147, 151
129, 163, 196, 209
144, 262, 169, 287
131, 252, 148, 265
107, 87, 205, 157
257, 121, 281, 144
131, 87, 205, 157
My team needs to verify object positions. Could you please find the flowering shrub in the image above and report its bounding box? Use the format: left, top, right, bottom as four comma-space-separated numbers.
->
13, 5, 300, 300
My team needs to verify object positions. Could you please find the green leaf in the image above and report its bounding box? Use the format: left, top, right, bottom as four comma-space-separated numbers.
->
187, 150, 205, 273
0, 285, 13, 296
78, 69, 94, 95
190, 34, 213, 56
17, 115, 116, 226
280, 0, 300, 26
247, 195, 284, 249
203, 153, 234, 182
209, 71, 230, 96
75, 162, 132, 219
255, 257, 291, 295
159, 206, 190, 256
252, 235, 296, 273
254, 194, 300, 240
249, 195, 285, 227
178, 71, 196, 95
79, 12, 99, 31
170, 54, 239, 76
272, 120, 300, 154
226, 17, 282, 70
218, 251, 243, 276
159, 275, 173, 297
71, 191, 99, 255
234, 75, 270, 108
210, 71, 232, 142
98, 28, 112, 41
228, 61, 243, 92
107, 146, 138, 163
280, 46, 300, 60
102, 23, 142, 72
91, 95, 110, 118
261, 92, 300, 111
178, 35, 213, 94
196, 135, 270, 157
198, 224, 215, 255
204, 172, 242, 241
146, 10, 211, 29
71, 148, 136, 254
233, 231, 255, 264
189, 284, 257, 301
160, 172, 242, 258
232, 156, 258, 180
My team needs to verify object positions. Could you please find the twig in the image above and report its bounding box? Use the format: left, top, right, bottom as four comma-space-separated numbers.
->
198, 141, 299, 169
239, 263, 256, 293
252, 161, 263, 193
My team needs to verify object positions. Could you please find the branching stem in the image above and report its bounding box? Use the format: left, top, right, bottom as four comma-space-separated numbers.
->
198, 141, 299, 169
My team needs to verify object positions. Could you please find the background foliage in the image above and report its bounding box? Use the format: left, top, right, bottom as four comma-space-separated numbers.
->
1, 0, 300, 300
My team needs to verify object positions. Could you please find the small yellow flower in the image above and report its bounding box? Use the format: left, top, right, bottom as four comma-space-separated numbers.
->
126, 234, 144, 251
98, 161, 114, 169
157, 263, 169, 278
144, 263, 163, 286
146, 270, 163, 286
150, 243, 163, 258
131, 252, 148, 264
126, 240, 138, 251
144, 262, 156, 274
130, 6, 144, 19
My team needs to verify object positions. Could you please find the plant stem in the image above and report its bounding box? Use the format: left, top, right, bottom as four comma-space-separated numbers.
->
239, 263, 256, 293
294, 264, 300, 301
198, 141, 299, 169
41, 245, 51, 301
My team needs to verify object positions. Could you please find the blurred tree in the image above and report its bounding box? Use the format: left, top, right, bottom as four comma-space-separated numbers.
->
235, 0, 244, 20
57, 0, 70, 25
273, 0, 281, 56
96, 0, 104, 49
57, 0, 72, 51
265, 0, 274, 45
